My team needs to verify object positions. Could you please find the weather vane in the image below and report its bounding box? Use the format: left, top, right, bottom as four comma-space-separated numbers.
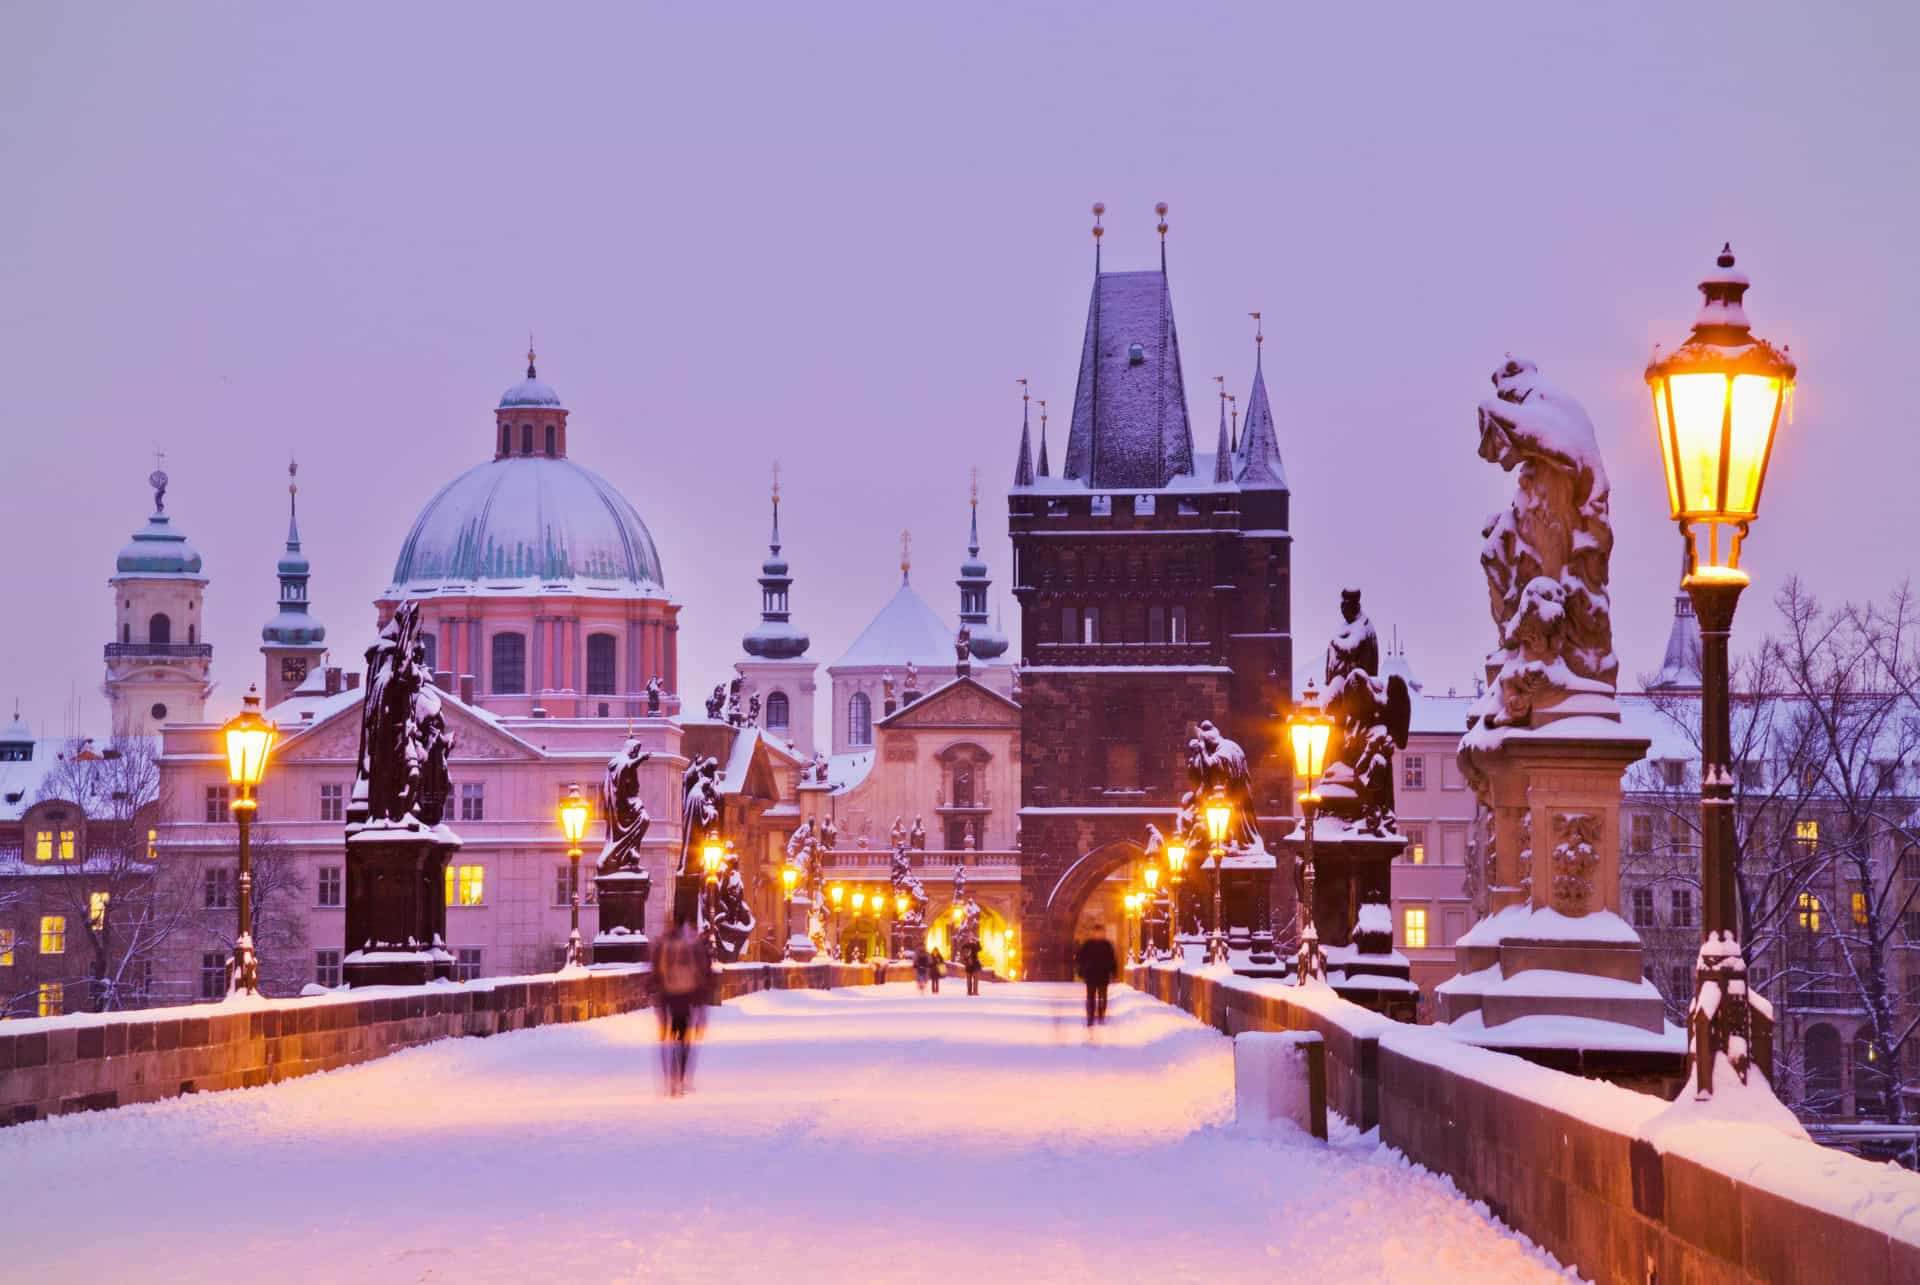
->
1250, 311, 1263, 346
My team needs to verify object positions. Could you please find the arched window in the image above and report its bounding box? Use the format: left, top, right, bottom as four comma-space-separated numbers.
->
187, 624, 196, 644
500, 424, 511, 456
1852, 1031, 1887, 1117
848, 691, 872, 746
490, 632, 526, 694
121, 624, 130, 643
521, 424, 533, 455
420, 632, 438, 674
545, 424, 557, 457
766, 690, 790, 729
148, 613, 171, 646
1804, 1023, 1841, 1112
586, 633, 617, 695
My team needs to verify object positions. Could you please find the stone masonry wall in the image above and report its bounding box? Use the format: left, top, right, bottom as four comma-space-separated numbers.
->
0, 961, 910, 1128
1129, 964, 1920, 1284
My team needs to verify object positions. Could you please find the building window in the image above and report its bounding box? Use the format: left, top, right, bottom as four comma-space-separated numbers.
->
500, 424, 511, 456
1795, 819, 1820, 852
38, 982, 62, 1018
34, 829, 51, 861
39, 915, 65, 954
1852, 890, 1869, 927
1630, 886, 1655, 928
1148, 606, 1166, 643
456, 947, 483, 982
1628, 813, 1652, 856
0, 928, 12, 966
89, 891, 109, 931
1081, 607, 1101, 645
1669, 965, 1690, 1001
520, 423, 533, 455
459, 782, 486, 822
319, 783, 345, 822
447, 864, 485, 906
317, 865, 343, 908
1403, 907, 1428, 949
491, 632, 527, 694
200, 952, 226, 1000
1903, 847, 1920, 879
1797, 891, 1822, 933
1403, 825, 1426, 865
1667, 814, 1693, 856
149, 612, 171, 645
1906, 910, 1920, 941
586, 633, 617, 695
58, 830, 76, 861
848, 692, 873, 747
205, 867, 234, 909
544, 424, 557, 457
206, 785, 231, 822
1661, 759, 1686, 788
314, 949, 342, 987
1670, 888, 1695, 929
1169, 605, 1187, 645
1739, 759, 1765, 789
1403, 755, 1425, 790
556, 862, 582, 907
765, 690, 790, 730
421, 632, 438, 674
147, 828, 158, 861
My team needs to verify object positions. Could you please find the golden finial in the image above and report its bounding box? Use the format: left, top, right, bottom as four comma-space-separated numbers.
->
1156, 201, 1169, 240
526, 333, 537, 379
1214, 374, 1225, 401
1249, 311, 1263, 346
900, 529, 912, 582
1017, 376, 1028, 406
1037, 398, 1047, 429
1091, 201, 1105, 240
970, 466, 980, 508
771, 459, 782, 504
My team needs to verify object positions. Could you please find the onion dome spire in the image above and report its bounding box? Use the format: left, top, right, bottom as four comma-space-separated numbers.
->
262, 459, 326, 648
743, 461, 809, 659
958, 468, 1008, 661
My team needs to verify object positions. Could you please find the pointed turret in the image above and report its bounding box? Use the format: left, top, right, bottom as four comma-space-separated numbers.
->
261, 460, 329, 705
1212, 387, 1232, 483
742, 464, 810, 660
1236, 324, 1287, 490
958, 470, 1009, 661
1012, 383, 1035, 487
1648, 546, 1702, 691
1036, 399, 1051, 478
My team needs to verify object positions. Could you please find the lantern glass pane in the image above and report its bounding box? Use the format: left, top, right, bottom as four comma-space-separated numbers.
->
1651, 382, 1683, 517
1308, 723, 1330, 780
1669, 373, 1730, 515
1288, 722, 1313, 775
1725, 375, 1782, 517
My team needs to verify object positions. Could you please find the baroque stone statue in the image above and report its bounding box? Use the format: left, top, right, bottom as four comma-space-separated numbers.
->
710, 849, 754, 962
1321, 589, 1412, 836
599, 737, 653, 875
889, 843, 928, 925
646, 676, 662, 716
1186, 720, 1261, 850
1472, 356, 1619, 730
909, 816, 926, 850
352, 601, 453, 828
705, 685, 726, 720
679, 755, 722, 874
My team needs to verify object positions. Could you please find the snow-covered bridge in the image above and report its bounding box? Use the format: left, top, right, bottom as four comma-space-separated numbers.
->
0, 983, 1566, 1283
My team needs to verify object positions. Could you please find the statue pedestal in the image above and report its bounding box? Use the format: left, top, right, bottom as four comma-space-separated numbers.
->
343, 825, 457, 987
1280, 822, 1416, 1019
592, 868, 652, 965
1218, 850, 1279, 975
1437, 722, 1685, 1089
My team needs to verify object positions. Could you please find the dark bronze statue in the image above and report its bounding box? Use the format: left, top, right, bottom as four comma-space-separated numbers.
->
1321, 588, 1412, 835
600, 737, 653, 875
352, 601, 452, 828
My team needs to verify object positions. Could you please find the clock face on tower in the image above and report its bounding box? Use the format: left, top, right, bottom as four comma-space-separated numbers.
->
282, 658, 309, 685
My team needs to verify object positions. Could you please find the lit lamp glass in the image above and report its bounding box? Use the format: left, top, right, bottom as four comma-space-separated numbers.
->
1165, 840, 1187, 878
558, 785, 590, 848
781, 864, 799, 894
1204, 791, 1232, 845
852, 889, 867, 913
222, 688, 277, 792
701, 836, 724, 878
1142, 863, 1160, 893
830, 882, 845, 908
895, 894, 909, 917
1285, 679, 1334, 800
1646, 244, 1797, 579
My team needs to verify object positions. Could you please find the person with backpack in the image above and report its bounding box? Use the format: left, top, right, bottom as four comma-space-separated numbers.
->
654, 912, 713, 1096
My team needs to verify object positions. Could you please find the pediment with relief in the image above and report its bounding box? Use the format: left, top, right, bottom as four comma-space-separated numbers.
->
278, 700, 540, 764
879, 677, 1019, 731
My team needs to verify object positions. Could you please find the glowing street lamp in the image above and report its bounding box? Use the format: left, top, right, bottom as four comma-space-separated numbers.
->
781, 862, 801, 962
1647, 244, 1794, 1099
1285, 679, 1335, 985
221, 685, 277, 995
829, 881, 845, 959
1202, 787, 1233, 965
558, 783, 591, 969
1164, 838, 1188, 960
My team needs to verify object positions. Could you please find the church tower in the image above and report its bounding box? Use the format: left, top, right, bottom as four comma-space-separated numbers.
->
104, 467, 213, 734
736, 465, 817, 755
958, 469, 1009, 662
260, 461, 329, 707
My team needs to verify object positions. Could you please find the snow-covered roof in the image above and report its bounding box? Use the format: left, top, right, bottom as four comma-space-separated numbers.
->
0, 743, 57, 822
386, 456, 666, 597
114, 510, 205, 581
1646, 592, 1702, 692
1234, 351, 1287, 490
831, 580, 956, 670
265, 682, 363, 730
498, 376, 563, 409
826, 750, 875, 793
1062, 268, 1194, 489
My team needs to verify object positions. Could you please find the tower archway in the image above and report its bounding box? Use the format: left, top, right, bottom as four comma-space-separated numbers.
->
1025, 839, 1144, 979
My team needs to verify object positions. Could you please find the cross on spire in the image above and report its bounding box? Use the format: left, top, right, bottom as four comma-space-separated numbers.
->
900, 529, 912, 584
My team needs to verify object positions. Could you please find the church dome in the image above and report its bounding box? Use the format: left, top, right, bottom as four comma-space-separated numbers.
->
498, 375, 563, 409
114, 472, 205, 580
388, 456, 666, 596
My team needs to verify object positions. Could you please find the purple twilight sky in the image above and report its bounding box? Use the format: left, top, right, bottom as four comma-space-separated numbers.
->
3, 2, 1917, 736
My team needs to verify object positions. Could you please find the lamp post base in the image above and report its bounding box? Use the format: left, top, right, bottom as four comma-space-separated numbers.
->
563, 929, 584, 970
227, 937, 259, 997
1690, 931, 1774, 1097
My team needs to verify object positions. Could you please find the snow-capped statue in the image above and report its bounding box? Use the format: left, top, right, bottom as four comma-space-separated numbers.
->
1471, 357, 1620, 729
1321, 589, 1412, 836
903, 660, 920, 697
646, 676, 662, 716
819, 815, 837, 850
705, 685, 726, 720
959, 895, 981, 951
710, 848, 755, 962
889, 842, 928, 925
785, 818, 821, 892
909, 816, 926, 850
351, 602, 453, 828
952, 864, 967, 902
678, 755, 722, 874
1186, 720, 1262, 850
599, 738, 653, 874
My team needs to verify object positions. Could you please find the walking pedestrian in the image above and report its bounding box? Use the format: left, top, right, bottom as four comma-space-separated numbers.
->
654, 912, 713, 1096
928, 945, 945, 994
963, 939, 983, 996
1075, 923, 1118, 1027
913, 943, 931, 994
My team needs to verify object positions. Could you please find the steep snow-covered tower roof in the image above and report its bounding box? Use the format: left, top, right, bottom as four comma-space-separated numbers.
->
958, 470, 1008, 660
1235, 329, 1287, 490
1648, 547, 1702, 691
742, 465, 809, 660
1011, 385, 1035, 488
834, 540, 957, 670
261, 461, 327, 649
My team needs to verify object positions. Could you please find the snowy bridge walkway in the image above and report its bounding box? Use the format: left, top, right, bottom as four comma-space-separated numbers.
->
2, 983, 1573, 1282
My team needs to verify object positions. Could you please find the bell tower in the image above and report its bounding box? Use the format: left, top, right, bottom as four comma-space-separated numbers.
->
261, 460, 329, 707
104, 467, 213, 734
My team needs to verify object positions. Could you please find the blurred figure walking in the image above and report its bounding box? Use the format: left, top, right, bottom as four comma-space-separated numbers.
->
654, 912, 713, 1096
963, 939, 983, 996
1075, 924, 1118, 1027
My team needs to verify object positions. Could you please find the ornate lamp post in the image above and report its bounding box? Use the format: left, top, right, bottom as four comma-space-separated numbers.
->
1203, 789, 1233, 965
894, 891, 910, 958
1646, 243, 1794, 1098
699, 831, 725, 955
1164, 838, 1187, 961
1141, 862, 1161, 960
829, 881, 845, 960
1284, 679, 1334, 985
221, 685, 277, 996
780, 862, 800, 961
1122, 892, 1140, 965
851, 887, 867, 959
558, 784, 591, 969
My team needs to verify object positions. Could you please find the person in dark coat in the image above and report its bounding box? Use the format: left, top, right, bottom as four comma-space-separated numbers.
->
963, 940, 983, 996
654, 912, 714, 1096
1075, 924, 1119, 1026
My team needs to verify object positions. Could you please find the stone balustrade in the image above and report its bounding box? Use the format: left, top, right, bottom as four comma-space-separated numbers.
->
1129, 963, 1920, 1283
0, 960, 910, 1128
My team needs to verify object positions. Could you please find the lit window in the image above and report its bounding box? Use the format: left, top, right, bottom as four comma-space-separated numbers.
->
1853, 891, 1869, 927
0, 928, 14, 965
317, 865, 343, 908
1795, 819, 1820, 852
1798, 892, 1822, 933
59, 830, 76, 861
447, 864, 485, 907
314, 949, 342, 988
89, 891, 109, 931
147, 828, 158, 861
459, 782, 486, 822
319, 783, 345, 823
34, 830, 51, 861
1403, 756, 1426, 790
1403, 825, 1426, 865
40, 915, 65, 955
1403, 907, 1428, 949
38, 982, 62, 1017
